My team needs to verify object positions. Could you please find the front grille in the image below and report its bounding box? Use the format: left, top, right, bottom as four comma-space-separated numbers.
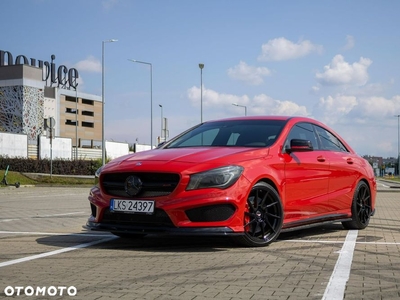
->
102, 172, 180, 198
102, 208, 175, 227
186, 204, 236, 222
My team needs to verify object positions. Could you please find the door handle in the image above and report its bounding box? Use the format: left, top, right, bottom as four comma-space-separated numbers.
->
346, 158, 354, 164
317, 156, 326, 162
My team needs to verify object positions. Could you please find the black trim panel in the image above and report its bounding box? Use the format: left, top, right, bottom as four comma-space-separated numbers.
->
282, 214, 352, 232
85, 221, 237, 236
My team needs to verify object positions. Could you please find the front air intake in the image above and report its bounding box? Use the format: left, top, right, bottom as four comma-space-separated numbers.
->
186, 204, 236, 222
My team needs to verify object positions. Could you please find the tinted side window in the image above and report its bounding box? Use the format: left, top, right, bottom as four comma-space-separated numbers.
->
284, 123, 319, 150
314, 125, 348, 152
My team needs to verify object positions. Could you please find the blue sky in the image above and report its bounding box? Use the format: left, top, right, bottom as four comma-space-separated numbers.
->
2, 0, 400, 157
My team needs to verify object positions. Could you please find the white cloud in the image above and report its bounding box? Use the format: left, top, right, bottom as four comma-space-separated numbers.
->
310, 85, 320, 94
319, 95, 358, 114
342, 35, 355, 50
252, 94, 309, 116
316, 94, 400, 125
73, 56, 102, 73
313, 94, 400, 156
316, 94, 358, 124
258, 37, 323, 61
187, 86, 250, 108
359, 95, 400, 118
227, 61, 271, 85
187, 86, 310, 117
315, 55, 372, 86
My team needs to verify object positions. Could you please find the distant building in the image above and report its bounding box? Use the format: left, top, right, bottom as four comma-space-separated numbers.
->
0, 50, 102, 158
363, 155, 399, 176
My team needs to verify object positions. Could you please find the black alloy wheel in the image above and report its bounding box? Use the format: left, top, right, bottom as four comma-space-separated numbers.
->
234, 182, 283, 247
342, 181, 372, 230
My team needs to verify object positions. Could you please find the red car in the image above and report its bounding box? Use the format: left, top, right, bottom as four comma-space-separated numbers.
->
86, 116, 376, 247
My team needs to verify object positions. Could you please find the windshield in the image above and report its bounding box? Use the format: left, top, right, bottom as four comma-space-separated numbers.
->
166, 119, 287, 148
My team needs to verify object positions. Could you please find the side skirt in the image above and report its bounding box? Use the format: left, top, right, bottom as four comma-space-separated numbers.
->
281, 216, 352, 233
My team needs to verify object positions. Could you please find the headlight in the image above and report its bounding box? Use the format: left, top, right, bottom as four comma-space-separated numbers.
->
95, 166, 103, 178
186, 165, 244, 190
94, 166, 103, 185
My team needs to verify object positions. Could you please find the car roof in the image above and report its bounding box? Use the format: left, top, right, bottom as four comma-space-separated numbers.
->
205, 115, 315, 123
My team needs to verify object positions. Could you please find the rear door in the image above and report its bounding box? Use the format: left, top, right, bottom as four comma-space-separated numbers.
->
313, 125, 360, 212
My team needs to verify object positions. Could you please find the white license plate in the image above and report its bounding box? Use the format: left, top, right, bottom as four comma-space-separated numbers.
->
110, 199, 155, 214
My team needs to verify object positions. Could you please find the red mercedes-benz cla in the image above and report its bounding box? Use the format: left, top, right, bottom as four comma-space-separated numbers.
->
86, 116, 376, 247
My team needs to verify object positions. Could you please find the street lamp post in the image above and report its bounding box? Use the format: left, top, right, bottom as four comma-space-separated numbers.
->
128, 59, 153, 148
199, 63, 204, 123
101, 39, 118, 166
232, 103, 247, 116
75, 86, 78, 160
396, 114, 400, 176
159, 104, 163, 142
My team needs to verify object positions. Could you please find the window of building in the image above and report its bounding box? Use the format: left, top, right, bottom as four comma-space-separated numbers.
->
82, 121, 94, 128
82, 110, 94, 116
65, 120, 78, 126
66, 108, 78, 114
65, 96, 77, 102
82, 99, 94, 105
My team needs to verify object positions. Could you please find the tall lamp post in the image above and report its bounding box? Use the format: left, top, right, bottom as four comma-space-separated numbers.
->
101, 39, 118, 166
159, 104, 163, 142
396, 114, 400, 176
232, 103, 247, 116
199, 63, 204, 123
75, 86, 78, 160
128, 59, 153, 148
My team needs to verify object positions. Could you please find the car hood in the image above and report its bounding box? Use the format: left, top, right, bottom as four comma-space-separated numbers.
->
103, 147, 269, 173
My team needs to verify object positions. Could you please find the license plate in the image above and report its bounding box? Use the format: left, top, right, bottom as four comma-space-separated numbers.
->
110, 199, 155, 214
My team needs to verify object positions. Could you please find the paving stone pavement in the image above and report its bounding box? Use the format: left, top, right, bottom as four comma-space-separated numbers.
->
0, 181, 399, 300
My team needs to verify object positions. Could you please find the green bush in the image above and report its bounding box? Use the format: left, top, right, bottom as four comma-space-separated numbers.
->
0, 156, 103, 176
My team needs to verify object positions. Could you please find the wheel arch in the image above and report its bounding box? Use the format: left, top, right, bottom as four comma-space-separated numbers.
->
358, 177, 376, 210
252, 177, 286, 210
256, 178, 280, 195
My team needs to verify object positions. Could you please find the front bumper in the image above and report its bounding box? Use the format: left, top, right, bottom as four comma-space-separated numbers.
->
85, 220, 238, 236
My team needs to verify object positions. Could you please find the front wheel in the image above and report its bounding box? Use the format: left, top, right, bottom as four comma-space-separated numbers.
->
342, 181, 372, 230
234, 182, 283, 247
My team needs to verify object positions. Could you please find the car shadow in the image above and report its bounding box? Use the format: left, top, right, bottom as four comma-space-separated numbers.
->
35, 222, 384, 252
278, 223, 345, 241
35, 233, 238, 252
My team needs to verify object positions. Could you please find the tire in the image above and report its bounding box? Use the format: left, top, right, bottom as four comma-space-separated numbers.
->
234, 182, 283, 247
342, 181, 372, 230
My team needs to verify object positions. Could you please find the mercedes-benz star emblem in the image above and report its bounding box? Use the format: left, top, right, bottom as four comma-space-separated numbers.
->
124, 176, 143, 196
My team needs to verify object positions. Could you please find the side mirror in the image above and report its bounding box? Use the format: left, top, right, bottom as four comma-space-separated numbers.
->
286, 139, 313, 154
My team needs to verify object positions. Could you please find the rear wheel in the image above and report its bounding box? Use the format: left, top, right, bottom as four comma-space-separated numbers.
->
234, 182, 283, 247
342, 181, 372, 230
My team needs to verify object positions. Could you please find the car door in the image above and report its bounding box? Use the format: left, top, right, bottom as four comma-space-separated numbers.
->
283, 122, 331, 222
313, 125, 360, 212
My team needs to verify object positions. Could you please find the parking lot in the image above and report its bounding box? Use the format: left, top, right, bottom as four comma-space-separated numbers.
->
0, 181, 399, 300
